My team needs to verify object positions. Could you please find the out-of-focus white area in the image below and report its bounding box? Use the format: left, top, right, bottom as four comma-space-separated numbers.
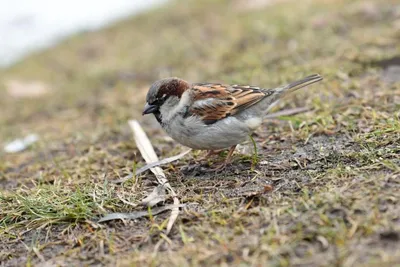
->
4, 134, 39, 153
0, 0, 167, 67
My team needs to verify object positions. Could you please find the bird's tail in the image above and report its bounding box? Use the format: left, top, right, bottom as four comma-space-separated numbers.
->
275, 74, 323, 95
262, 74, 323, 114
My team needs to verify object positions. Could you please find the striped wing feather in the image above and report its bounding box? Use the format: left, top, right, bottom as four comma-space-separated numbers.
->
188, 84, 267, 124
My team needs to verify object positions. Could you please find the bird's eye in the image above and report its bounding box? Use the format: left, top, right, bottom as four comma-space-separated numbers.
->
148, 94, 169, 107
155, 94, 169, 105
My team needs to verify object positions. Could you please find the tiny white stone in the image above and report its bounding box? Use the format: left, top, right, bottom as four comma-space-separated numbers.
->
4, 134, 39, 153
245, 117, 262, 130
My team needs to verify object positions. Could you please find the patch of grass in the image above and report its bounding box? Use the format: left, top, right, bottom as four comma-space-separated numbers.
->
1, 181, 119, 231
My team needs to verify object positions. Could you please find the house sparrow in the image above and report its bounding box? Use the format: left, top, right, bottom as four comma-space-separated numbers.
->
142, 74, 323, 168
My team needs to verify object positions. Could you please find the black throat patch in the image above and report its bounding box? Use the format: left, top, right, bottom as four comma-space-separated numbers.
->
153, 111, 163, 125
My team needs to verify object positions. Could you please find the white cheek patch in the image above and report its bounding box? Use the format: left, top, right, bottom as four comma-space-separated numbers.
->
164, 92, 191, 121
174, 92, 190, 112
245, 117, 262, 130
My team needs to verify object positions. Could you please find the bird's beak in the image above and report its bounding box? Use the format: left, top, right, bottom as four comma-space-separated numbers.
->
142, 102, 158, 115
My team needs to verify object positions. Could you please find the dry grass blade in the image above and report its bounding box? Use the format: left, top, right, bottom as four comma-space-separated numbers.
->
98, 204, 185, 223
135, 149, 191, 176
128, 120, 181, 235
263, 106, 312, 119
113, 149, 191, 184
141, 184, 167, 207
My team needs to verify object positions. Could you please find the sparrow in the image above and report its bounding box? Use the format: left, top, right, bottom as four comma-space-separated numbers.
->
142, 74, 323, 168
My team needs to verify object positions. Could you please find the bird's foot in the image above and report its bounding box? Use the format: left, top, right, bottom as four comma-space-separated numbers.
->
210, 145, 237, 172
210, 161, 231, 172
197, 149, 223, 161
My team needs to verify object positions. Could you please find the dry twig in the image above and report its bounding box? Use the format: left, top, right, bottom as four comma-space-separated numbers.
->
128, 120, 181, 235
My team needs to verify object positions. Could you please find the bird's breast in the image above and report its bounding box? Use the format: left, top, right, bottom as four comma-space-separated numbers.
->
162, 115, 251, 150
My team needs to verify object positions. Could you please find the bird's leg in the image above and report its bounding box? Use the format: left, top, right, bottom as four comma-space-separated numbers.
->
225, 145, 237, 164
212, 145, 237, 171
205, 150, 220, 157
198, 149, 222, 161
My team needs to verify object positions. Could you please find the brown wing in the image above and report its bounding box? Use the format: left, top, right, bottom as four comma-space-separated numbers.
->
188, 83, 268, 125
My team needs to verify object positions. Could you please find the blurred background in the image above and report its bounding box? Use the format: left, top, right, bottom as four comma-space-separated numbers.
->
0, 0, 167, 67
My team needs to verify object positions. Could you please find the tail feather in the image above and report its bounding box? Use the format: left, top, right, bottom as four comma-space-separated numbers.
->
261, 74, 323, 114
276, 73, 323, 94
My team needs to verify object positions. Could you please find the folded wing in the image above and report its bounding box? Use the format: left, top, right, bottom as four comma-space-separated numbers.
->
188, 83, 270, 125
